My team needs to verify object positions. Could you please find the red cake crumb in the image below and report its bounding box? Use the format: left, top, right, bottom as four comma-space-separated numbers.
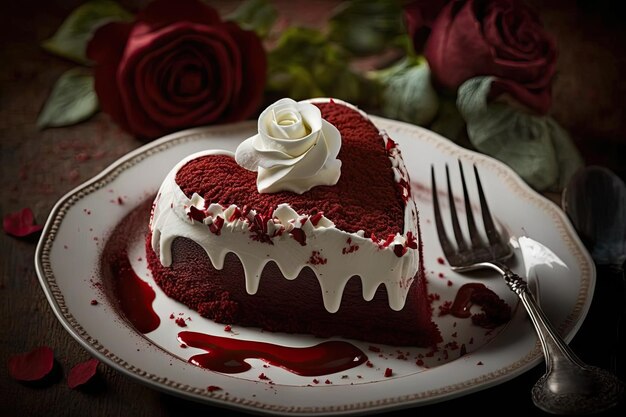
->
477, 361, 484, 365
312, 378, 320, 384
90, 299, 98, 305
207, 385, 222, 392
366, 361, 374, 368
342, 238, 359, 254
258, 373, 269, 380
324, 379, 332, 384
437, 257, 445, 265
224, 325, 232, 332
308, 251, 327, 265
174, 317, 187, 327
384, 368, 393, 377
290, 228, 306, 246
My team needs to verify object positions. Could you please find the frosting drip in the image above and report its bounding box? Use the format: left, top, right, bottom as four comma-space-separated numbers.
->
150, 99, 420, 314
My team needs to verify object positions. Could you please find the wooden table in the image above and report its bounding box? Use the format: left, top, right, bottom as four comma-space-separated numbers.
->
1, 1, 624, 416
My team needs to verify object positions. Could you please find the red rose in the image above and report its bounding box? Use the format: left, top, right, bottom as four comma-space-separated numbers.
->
405, 0, 557, 114
403, 0, 449, 53
87, 0, 267, 139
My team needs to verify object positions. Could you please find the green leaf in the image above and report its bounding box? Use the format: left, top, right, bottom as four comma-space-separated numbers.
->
37, 68, 99, 129
267, 27, 373, 104
329, 0, 404, 56
226, 0, 277, 38
42, 0, 133, 64
457, 77, 583, 192
429, 95, 466, 143
368, 56, 439, 126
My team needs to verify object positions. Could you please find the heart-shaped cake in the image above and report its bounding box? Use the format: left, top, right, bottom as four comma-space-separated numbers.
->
146, 98, 441, 346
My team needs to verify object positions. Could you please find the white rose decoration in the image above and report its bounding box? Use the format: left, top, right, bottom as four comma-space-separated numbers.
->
235, 98, 342, 194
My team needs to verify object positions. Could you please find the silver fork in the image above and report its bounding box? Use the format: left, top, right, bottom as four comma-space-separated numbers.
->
431, 161, 624, 415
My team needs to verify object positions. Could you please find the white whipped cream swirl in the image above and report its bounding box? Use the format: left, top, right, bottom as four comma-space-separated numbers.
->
235, 98, 342, 194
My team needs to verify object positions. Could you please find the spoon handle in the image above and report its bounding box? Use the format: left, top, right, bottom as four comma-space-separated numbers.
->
500, 264, 625, 414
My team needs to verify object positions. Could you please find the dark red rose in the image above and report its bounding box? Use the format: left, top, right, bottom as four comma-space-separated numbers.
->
403, 0, 449, 52
87, 0, 267, 139
405, 0, 557, 114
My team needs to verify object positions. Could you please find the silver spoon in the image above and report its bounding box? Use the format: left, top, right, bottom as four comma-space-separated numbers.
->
563, 165, 626, 269
549, 165, 626, 414
563, 165, 626, 375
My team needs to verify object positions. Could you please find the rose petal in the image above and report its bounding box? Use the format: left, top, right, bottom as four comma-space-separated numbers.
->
8, 346, 54, 382
403, 0, 450, 52
3, 207, 44, 237
136, 0, 221, 33
425, 1, 493, 90
489, 78, 552, 114
87, 21, 133, 133
68, 358, 100, 389
235, 135, 264, 171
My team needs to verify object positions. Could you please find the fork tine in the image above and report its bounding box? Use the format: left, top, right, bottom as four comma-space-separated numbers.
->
458, 160, 482, 249
445, 164, 468, 253
431, 165, 455, 259
473, 164, 500, 246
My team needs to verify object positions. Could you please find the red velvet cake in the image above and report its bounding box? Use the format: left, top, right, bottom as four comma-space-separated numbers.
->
146, 98, 441, 347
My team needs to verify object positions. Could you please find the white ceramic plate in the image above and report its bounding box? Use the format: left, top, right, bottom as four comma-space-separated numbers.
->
35, 115, 594, 415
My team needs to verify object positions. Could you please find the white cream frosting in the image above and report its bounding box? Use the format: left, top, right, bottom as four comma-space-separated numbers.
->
150, 98, 420, 313
235, 98, 342, 194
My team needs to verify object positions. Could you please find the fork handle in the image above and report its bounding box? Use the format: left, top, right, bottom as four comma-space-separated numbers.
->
496, 263, 586, 372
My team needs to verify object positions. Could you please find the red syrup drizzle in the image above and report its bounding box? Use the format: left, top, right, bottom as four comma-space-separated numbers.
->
178, 331, 368, 376
112, 254, 160, 334
446, 283, 511, 328
101, 199, 160, 334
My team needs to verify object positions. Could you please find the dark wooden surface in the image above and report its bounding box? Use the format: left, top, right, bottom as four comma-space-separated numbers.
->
1, 1, 625, 416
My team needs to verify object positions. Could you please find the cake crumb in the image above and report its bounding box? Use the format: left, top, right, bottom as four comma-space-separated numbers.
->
175, 317, 187, 327
384, 368, 393, 377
